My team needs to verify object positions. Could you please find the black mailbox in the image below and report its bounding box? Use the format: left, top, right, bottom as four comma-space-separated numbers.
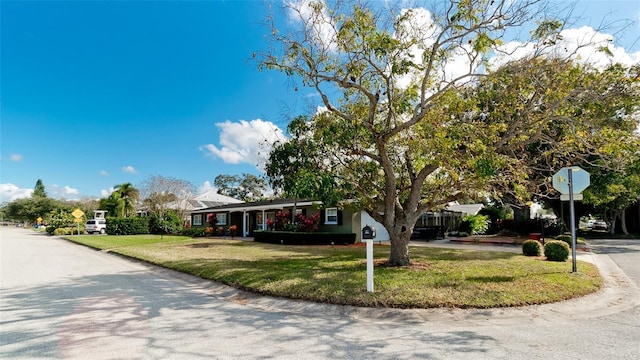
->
362, 225, 375, 239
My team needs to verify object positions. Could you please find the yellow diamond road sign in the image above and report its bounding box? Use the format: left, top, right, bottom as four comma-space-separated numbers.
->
71, 209, 85, 219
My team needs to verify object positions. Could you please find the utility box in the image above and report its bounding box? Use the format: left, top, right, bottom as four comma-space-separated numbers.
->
362, 225, 375, 240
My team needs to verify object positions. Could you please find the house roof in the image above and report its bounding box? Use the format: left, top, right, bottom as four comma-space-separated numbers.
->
446, 203, 484, 216
188, 191, 244, 210
190, 198, 319, 214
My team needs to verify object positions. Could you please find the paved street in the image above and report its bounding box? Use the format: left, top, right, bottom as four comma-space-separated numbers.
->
1, 227, 639, 359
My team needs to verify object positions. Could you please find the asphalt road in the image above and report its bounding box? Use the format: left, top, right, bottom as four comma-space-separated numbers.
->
587, 239, 640, 288
1, 227, 639, 359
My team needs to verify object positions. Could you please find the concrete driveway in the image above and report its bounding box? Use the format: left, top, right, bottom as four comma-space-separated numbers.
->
1, 227, 639, 359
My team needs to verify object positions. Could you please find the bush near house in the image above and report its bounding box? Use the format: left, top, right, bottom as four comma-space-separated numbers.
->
544, 240, 570, 262
267, 211, 321, 232
106, 217, 150, 235
180, 227, 207, 237
149, 210, 182, 235
522, 240, 543, 256
554, 234, 586, 248
459, 214, 489, 235
53, 227, 87, 235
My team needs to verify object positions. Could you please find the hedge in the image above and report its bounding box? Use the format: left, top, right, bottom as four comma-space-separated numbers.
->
253, 231, 356, 245
106, 217, 150, 235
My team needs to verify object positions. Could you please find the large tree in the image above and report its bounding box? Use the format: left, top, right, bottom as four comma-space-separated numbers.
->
261, 0, 639, 265
266, 116, 343, 206
33, 179, 47, 198
139, 175, 196, 221
112, 183, 140, 217
214, 173, 268, 202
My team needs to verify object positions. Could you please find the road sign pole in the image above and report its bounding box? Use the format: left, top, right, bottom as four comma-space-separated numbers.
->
568, 169, 577, 272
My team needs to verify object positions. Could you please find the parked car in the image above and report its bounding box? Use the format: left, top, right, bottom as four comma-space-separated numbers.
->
592, 220, 608, 231
586, 219, 596, 229
85, 219, 107, 234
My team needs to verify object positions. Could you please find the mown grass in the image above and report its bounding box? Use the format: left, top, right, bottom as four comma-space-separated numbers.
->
65, 235, 602, 308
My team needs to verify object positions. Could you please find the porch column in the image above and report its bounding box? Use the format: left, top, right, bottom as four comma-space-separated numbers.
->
262, 210, 266, 230
243, 211, 248, 236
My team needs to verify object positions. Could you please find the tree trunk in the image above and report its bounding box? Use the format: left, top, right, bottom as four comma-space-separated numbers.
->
609, 212, 617, 235
619, 208, 629, 235
387, 229, 412, 266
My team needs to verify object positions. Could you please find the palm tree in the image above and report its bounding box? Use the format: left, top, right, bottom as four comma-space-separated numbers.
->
113, 183, 140, 217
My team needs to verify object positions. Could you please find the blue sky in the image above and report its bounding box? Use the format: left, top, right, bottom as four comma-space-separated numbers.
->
1, 0, 639, 202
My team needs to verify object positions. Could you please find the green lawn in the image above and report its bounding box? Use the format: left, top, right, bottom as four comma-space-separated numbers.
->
64, 235, 602, 308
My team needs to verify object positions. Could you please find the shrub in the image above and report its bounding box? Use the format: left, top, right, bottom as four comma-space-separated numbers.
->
53, 227, 86, 236
544, 240, 570, 262
555, 235, 572, 248
554, 235, 585, 248
522, 240, 542, 256
180, 227, 206, 237
107, 217, 150, 235
149, 210, 182, 234
459, 214, 489, 235
267, 211, 321, 232
47, 209, 76, 235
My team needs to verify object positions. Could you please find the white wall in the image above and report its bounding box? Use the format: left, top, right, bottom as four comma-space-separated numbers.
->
359, 211, 390, 241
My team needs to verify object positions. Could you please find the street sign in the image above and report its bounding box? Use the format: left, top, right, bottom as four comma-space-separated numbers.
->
71, 209, 85, 219
552, 166, 590, 274
552, 166, 590, 195
560, 194, 583, 201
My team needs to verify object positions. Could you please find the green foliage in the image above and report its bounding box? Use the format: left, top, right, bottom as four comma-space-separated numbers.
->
266, 116, 346, 206
214, 173, 267, 202
53, 227, 86, 236
180, 227, 207, 237
261, 0, 640, 266
554, 235, 586, 248
266, 211, 321, 232
112, 183, 140, 217
459, 214, 489, 235
522, 240, 542, 256
47, 208, 76, 233
106, 217, 150, 235
3, 196, 62, 223
149, 210, 182, 235
33, 179, 47, 198
544, 240, 570, 262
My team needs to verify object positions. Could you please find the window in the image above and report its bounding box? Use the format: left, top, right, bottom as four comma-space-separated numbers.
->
255, 213, 263, 230
216, 213, 227, 225
325, 208, 338, 225
193, 214, 202, 226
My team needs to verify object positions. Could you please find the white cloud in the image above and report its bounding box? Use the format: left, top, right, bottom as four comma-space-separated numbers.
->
198, 181, 217, 194
48, 184, 80, 199
100, 187, 116, 198
100, 170, 109, 176
200, 119, 287, 170
490, 26, 640, 70
286, 0, 337, 52
121, 166, 137, 174
9, 153, 23, 162
0, 183, 32, 202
